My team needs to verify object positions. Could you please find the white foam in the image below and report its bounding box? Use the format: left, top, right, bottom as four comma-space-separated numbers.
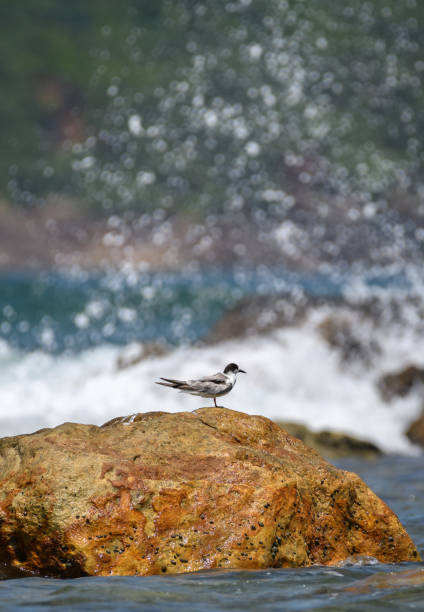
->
0, 317, 422, 455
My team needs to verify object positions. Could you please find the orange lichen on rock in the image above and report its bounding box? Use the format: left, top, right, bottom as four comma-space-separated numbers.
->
0, 408, 420, 577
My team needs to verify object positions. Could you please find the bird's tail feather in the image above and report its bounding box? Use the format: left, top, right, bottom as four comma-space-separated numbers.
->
156, 377, 186, 389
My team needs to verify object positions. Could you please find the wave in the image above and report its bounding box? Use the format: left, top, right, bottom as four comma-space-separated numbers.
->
0, 311, 422, 455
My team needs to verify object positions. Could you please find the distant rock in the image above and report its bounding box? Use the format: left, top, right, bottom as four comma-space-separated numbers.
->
377, 365, 424, 402
206, 294, 314, 344
342, 566, 424, 595
276, 421, 382, 459
207, 295, 382, 368
116, 341, 168, 370
406, 409, 424, 447
0, 408, 419, 577
317, 314, 380, 365
376, 364, 424, 447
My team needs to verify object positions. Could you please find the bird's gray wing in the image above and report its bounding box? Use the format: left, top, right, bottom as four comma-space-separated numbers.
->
183, 373, 230, 396
197, 372, 227, 383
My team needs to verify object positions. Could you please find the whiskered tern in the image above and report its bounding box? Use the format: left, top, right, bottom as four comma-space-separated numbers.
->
156, 363, 246, 406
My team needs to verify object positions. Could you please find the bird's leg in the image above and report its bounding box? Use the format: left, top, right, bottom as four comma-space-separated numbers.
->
214, 397, 217, 407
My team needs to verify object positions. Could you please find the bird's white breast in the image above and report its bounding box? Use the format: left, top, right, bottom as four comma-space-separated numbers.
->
225, 372, 237, 387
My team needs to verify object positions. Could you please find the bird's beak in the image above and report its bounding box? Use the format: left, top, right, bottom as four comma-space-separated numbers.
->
239, 369, 247, 374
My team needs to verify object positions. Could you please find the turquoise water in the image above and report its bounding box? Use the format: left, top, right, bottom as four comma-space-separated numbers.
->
0, 456, 422, 611
0, 267, 413, 353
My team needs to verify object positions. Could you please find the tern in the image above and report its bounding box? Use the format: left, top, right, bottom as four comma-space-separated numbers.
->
156, 363, 246, 406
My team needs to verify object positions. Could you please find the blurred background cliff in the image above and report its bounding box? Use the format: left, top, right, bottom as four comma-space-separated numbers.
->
1, 0, 424, 453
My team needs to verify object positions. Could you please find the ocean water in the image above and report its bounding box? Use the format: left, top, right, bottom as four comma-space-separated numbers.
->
0, 456, 423, 611
0, 266, 413, 353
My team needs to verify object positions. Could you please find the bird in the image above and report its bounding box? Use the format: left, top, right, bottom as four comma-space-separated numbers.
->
156, 363, 246, 407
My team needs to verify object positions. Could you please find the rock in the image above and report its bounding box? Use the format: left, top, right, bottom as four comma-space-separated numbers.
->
0, 562, 35, 580
344, 566, 424, 595
206, 294, 312, 344
0, 408, 419, 577
378, 365, 424, 402
116, 341, 168, 370
317, 315, 380, 365
206, 294, 387, 354
406, 408, 424, 447
276, 421, 382, 459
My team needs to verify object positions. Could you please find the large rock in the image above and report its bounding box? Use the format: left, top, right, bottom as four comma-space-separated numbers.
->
0, 408, 420, 577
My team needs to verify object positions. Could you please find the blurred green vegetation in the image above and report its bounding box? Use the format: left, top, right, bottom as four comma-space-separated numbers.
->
1, 1, 424, 215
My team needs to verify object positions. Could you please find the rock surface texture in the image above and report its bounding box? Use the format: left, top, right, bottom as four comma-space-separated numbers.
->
0, 408, 420, 577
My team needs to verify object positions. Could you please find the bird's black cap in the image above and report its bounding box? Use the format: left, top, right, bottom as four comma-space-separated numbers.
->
224, 363, 246, 374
